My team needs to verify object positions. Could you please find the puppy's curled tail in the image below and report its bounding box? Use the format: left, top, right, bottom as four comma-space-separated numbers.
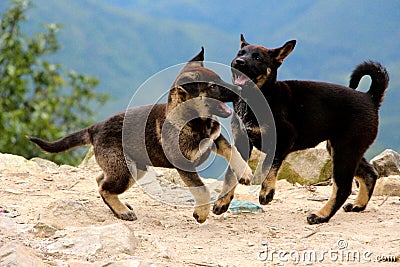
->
26, 128, 91, 153
349, 61, 389, 108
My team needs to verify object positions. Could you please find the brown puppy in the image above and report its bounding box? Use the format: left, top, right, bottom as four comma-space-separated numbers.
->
213, 35, 389, 224
27, 48, 253, 223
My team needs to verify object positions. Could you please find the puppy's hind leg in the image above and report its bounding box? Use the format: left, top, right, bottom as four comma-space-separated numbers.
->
307, 142, 360, 224
176, 169, 210, 223
98, 165, 146, 221
343, 157, 378, 212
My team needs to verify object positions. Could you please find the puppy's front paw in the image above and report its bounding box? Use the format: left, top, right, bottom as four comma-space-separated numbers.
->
306, 212, 329, 225
117, 210, 137, 221
238, 166, 253, 185
193, 204, 210, 223
259, 188, 275, 205
342, 203, 366, 212
212, 193, 234, 215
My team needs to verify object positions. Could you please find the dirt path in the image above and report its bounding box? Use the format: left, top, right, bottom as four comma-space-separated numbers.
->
0, 156, 399, 266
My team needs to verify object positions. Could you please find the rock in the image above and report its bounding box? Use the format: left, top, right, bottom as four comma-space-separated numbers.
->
370, 149, 400, 177
0, 241, 46, 267
276, 179, 295, 190
0, 153, 42, 174
373, 175, 400, 196
79, 146, 99, 168
250, 142, 331, 185
32, 222, 57, 238
155, 167, 185, 187
39, 199, 107, 228
276, 142, 332, 185
47, 223, 138, 258
0, 217, 34, 235
29, 157, 59, 172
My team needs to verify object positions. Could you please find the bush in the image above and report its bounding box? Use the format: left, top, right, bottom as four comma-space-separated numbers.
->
0, 0, 108, 165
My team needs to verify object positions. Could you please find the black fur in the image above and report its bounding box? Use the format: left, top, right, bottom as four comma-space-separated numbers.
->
219, 35, 389, 224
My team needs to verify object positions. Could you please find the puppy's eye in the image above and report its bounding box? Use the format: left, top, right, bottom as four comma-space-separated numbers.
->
209, 83, 218, 90
253, 54, 262, 61
237, 50, 245, 56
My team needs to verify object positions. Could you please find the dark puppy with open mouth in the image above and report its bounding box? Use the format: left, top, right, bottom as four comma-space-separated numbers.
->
27, 48, 253, 224
213, 35, 389, 224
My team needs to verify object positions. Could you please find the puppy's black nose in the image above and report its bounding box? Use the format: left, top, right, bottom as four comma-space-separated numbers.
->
235, 58, 245, 66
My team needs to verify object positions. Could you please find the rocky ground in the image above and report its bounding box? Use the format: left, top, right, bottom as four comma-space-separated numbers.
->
0, 152, 399, 266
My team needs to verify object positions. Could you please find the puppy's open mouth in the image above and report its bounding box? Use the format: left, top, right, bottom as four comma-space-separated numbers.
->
233, 72, 252, 86
215, 102, 232, 118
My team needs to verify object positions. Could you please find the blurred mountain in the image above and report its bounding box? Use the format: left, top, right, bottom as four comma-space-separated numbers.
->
1, 0, 399, 164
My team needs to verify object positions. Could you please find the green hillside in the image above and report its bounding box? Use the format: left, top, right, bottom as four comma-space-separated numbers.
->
0, 0, 399, 163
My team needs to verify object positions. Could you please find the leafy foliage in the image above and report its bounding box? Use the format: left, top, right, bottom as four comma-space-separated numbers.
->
0, 0, 108, 165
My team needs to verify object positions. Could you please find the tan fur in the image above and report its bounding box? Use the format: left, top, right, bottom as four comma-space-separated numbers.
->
27, 49, 250, 224
353, 176, 369, 207
314, 183, 338, 218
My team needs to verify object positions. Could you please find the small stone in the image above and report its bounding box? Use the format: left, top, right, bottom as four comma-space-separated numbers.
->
370, 149, 400, 177
373, 175, 400, 196
0, 241, 45, 266
4, 189, 23, 195
47, 223, 138, 257
32, 222, 57, 238
307, 196, 329, 201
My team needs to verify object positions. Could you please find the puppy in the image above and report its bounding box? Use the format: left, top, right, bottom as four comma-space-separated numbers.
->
213, 35, 389, 224
27, 48, 253, 223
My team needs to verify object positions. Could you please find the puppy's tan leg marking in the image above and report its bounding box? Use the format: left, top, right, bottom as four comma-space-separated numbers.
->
259, 165, 279, 205
353, 176, 369, 207
343, 158, 378, 212
99, 189, 137, 221
214, 135, 253, 185
189, 185, 211, 223
213, 167, 237, 215
314, 183, 337, 219
176, 169, 210, 223
98, 169, 146, 221
97, 172, 136, 220
343, 176, 371, 212
213, 135, 254, 215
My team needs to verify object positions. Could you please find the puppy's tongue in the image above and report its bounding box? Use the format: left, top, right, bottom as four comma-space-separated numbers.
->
234, 74, 251, 86
218, 102, 231, 116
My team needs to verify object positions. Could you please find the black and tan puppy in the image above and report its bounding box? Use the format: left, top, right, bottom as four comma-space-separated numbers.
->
213, 35, 389, 224
27, 48, 253, 223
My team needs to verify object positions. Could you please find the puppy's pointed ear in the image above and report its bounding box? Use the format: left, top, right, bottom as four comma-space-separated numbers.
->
186, 47, 204, 68
271, 40, 296, 64
240, 34, 250, 48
